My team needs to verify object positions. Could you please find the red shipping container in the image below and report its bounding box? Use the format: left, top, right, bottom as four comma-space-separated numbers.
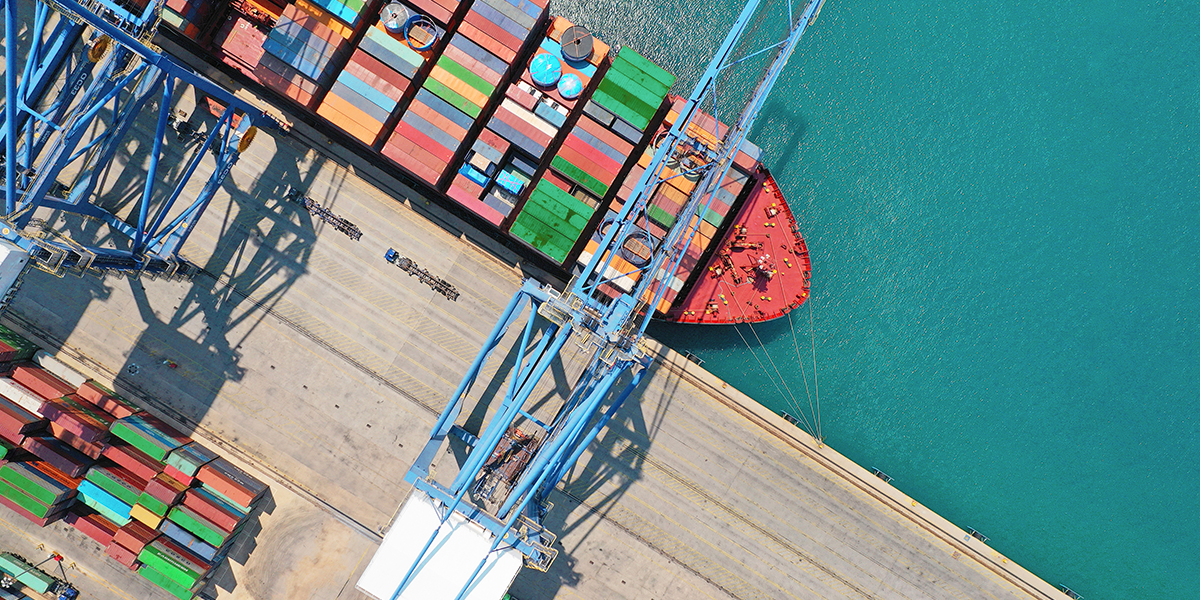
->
493, 106, 552, 146
65, 508, 119, 546
113, 520, 160, 554
401, 141, 449, 173
476, 128, 511, 154
144, 472, 189, 505
341, 62, 405, 105
105, 540, 140, 569
74, 381, 140, 419
504, 84, 538, 112
448, 186, 505, 226
542, 169, 574, 193
394, 122, 455, 164
0, 397, 45, 436
463, 10, 523, 54
452, 175, 485, 198
197, 459, 267, 509
103, 442, 164, 482
561, 134, 622, 178
22, 436, 92, 477
458, 22, 516, 63
42, 396, 111, 443
163, 464, 195, 486
406, 100, 469, 140
406, 0, 452, 24
348, 49, 411, 93
48, 423, 106, 460
11, 365, 74, 401
218, 17, 268, 74
182, 490, 243, 532
383, 143, 443, 186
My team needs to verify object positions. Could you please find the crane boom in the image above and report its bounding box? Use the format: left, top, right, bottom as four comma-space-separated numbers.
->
1, 0, 280, 302
359, 2, 827, 599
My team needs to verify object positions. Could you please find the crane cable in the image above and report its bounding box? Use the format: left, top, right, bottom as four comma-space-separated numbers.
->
787, 298, 821, 442
724, 280, 816, 438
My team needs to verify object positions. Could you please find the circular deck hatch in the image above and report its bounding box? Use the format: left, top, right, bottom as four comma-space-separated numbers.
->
558, 73, 583, 99
561, 25, 594, 62
530, 53, 562, 87
380, 3, 408, 33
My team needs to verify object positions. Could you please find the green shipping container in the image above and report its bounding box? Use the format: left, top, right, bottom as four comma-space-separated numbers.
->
0, 465, 70, 505
0, 479, 56, 518
436, 56, 496, 96
0, 324, 38, 362
139, 564, 194, 600
550, 155, 609, 199
614, 47, 677, 90
422, 78, 481, 117
139, 491, 171, 517
139, 545, 204, 588
590, 86, 655, 132
110, 422, 171, 461
600, 65, 667, 106
169, 506, 231, 547
87, 468, 143, 506
648, 204, 678, 228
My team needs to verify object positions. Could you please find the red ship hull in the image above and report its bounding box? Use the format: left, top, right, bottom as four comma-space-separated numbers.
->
665, 170, 811, 324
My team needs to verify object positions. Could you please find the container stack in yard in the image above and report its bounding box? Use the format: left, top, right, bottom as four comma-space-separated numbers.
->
0, 326, 268, 599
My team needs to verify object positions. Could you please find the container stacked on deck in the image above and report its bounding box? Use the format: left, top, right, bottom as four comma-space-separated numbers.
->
510, 46, 672, 263
452, 16, 602, 226
575, 96, 760, 311
256, 1, 354, 107
438, 0, 548, 217
0, 334, 268, 600
385, 0, 548, 191
323, 15, 439, 145
163, 0, 212, 40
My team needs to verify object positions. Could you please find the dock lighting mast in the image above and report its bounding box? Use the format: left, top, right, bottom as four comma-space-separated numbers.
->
357, 1, 827, 599
1, 0, 279, 307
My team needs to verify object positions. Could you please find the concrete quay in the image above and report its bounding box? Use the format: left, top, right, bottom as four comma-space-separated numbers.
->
0, 33, 1071, 600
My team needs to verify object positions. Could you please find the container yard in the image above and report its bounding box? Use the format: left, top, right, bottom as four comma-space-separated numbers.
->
0, 342, 268, 598
0, 0, 1077, 598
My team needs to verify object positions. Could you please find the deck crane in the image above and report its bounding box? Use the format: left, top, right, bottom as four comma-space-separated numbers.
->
1, 0, 279, 310
357, 0, 827, 599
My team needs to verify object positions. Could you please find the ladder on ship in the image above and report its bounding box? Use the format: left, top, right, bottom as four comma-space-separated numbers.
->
361, 1, 830, 599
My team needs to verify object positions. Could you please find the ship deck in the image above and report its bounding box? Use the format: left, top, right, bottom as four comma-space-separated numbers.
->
667, 172, 811, 324
0, 41, 1073, 600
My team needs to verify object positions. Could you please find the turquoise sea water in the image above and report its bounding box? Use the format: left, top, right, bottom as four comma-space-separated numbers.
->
558, 1, 1199, 598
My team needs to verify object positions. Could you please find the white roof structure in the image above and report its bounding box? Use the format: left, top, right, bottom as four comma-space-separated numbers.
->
357, 494, 524, 600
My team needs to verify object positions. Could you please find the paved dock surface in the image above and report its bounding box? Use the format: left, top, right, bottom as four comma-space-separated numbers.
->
1, 30, 1068, 600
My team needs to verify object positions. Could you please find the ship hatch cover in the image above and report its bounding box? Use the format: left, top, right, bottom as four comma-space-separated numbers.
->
561, 25, 594, 62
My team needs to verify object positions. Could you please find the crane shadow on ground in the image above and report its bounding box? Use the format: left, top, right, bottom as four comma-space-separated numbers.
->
4, 80, 334, 596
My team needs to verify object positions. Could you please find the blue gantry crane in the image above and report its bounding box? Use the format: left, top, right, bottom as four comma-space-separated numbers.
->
357, 1, 827, 598
0, 0, 279, 307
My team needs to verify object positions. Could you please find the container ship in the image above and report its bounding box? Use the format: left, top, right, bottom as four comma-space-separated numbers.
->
161, 0, 812, 324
